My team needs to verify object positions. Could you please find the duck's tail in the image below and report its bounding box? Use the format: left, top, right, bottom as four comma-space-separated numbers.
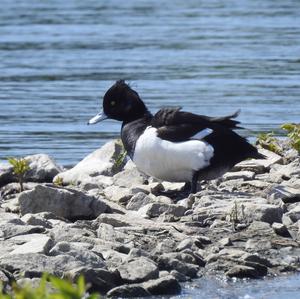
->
210, 109, 243, 129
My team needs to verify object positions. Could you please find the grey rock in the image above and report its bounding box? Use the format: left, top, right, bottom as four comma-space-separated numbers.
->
286, 206, 300, 222
86, 191, 126, 214
21, 213, 53, 228
272, 222, 291, 237
25, 154, 63, 182
0, 163, 14, 188
157, 254, 199, 278
233, 148, 282, 173
1, 182, 38, 200
66, 267, 121, 293
243, 261, 268, 276
176, 238, 195, 252
243, 203, 283, 224
158, 270, 170, 278
0, 220, 45, 239
113, 167, 146, 188
206, 248, 247, 264
170, 270, 190, 282
269, 185, 300, 203
117, 257, 159, 283
0, 270, 10, 289
197, 236, 212, 245
107, 284, 150, 298
97, 223, 134, 244
1, 197, 20, 213
49, 223, 95, 243
126, 192, 153, 210
99, 249, 128, 269
242, 254, 273, 267
180, 250, 206, 267
245, 239, 272, 251
80, 175, 113, 191
138, 202, 186, 218
0, 253, 89, 278
270, 159, 300, 180
218, 237, 232, 247
177, 196, 194, 209
143, 275, 181, 295
0, 154, 62, 188
53, 140, 126, 185
103, 185, 133, 204
247, 220, 272, 232
226, 265, 263, 278
95, 213, 133, 227
241, 180, 272, 189
18, 185, 108, 220
282, 214, 294, 227
49, 241, 105, 268
94, 212, 154, 229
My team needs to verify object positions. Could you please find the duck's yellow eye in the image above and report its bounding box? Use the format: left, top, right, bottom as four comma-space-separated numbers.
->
111, 100, 116, 106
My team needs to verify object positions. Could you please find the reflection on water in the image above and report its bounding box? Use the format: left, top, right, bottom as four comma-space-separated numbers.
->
0, 0, 299, 165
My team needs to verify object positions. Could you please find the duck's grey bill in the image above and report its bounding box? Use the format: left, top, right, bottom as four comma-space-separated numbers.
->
88, 111, 108, 125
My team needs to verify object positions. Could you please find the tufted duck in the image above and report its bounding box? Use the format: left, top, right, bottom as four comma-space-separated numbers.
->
88, 80, 264, 194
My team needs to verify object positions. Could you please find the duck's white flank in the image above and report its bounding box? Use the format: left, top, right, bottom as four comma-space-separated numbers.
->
133, 126, 214, 182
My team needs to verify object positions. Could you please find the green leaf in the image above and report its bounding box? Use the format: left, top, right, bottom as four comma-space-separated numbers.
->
76, 276, 85, 297
49, 276, 79, 298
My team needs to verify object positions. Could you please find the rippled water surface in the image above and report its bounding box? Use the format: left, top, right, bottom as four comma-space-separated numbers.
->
0, 0, 299, 165
176, 274, 300, 299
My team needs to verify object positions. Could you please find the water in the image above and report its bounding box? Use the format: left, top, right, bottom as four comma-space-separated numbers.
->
176, 274, 300, 299
1, 0, 299, 165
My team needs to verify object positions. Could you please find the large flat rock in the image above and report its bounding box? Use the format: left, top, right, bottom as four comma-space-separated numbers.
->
18, 185, 108, 220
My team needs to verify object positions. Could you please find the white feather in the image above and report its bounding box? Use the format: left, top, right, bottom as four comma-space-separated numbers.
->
133, 127, 214, 182
191, 128, 213, 140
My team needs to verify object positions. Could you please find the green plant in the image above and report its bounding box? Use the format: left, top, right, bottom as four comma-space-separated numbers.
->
0, 274, 100, 299
256, 132, 282, 155
7, 157, 30, 192
112, 140, 127, 171
281, 123, 300, 153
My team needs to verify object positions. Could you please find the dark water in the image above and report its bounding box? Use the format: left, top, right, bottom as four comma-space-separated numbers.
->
0, 0, 300, 166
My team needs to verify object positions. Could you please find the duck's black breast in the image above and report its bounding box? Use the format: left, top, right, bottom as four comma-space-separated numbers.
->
121, 115, 152, 159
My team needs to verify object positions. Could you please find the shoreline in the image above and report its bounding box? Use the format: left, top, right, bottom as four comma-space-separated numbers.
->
0, 139, 299, 297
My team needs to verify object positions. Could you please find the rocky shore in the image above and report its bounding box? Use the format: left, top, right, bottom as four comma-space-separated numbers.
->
0, 140, 300, 297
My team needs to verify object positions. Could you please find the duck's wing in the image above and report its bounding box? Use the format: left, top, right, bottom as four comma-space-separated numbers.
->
151, 107, 240, 142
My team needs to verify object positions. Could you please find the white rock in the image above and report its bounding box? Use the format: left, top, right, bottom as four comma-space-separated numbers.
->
9, 234, 53, 255
53, 140, 125, 185
223, 171, 255, 181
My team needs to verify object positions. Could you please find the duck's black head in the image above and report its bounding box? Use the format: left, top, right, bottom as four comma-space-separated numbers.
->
88, 80, 149, 125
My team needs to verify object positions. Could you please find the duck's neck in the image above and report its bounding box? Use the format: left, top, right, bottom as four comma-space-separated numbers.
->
121, 112, 153, 159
